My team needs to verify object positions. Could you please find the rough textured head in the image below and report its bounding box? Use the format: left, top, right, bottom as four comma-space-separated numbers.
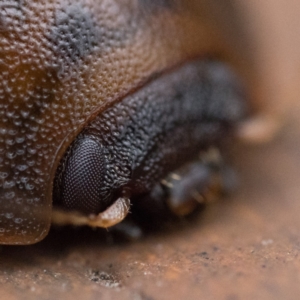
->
53, 61, 246, 216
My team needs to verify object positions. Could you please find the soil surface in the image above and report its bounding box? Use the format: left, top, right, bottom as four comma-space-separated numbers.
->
1, 103, 300, 300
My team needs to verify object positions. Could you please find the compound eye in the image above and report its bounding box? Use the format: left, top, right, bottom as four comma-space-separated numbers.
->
54, 137, 107, 215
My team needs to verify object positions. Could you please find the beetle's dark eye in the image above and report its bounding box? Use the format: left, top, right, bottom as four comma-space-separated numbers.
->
54, 137, 107, 214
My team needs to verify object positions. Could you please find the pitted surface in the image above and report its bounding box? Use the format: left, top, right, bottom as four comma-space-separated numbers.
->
54, 61, 246, 215
0, 0, 220, 244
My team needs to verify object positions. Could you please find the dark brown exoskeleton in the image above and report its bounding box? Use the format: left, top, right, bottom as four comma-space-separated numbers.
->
0, 0, 293, 244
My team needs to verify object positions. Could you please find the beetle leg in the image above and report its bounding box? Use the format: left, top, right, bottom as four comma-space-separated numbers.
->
131, 147, 237, 223
237, 114, 281, 144
88, 195, 131, 228
164, 148, 237, 216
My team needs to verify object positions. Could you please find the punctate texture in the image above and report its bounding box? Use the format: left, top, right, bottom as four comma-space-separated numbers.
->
0, 0, 246, 245
54, 61, 246, 216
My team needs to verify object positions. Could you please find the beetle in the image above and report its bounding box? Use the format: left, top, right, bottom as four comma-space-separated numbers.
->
0, 0, 287, 245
